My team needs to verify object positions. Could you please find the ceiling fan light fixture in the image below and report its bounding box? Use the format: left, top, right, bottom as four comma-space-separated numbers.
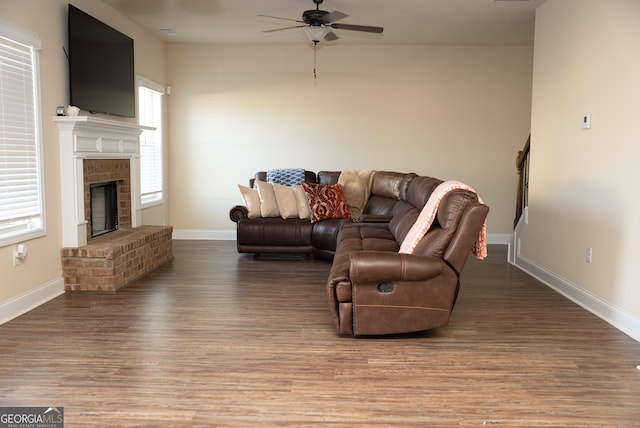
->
303, 25, 330, 43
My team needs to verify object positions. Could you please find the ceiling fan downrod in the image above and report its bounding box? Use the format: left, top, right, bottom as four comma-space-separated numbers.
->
313, 42, 318, 80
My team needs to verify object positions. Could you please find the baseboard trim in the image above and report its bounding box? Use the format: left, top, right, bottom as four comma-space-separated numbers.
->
0, 278, 65, 325
487, 233, 511, 245
514, 253, 640, 343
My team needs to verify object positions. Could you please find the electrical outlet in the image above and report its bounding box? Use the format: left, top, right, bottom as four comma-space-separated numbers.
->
13, 244, 27, 266
586, 247, 593, 264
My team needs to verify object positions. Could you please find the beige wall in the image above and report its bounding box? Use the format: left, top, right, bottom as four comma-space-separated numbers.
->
0, 1, 533, 321
524, 0, 640, 325
166, 43, 533, 238
0, 1, 166, 308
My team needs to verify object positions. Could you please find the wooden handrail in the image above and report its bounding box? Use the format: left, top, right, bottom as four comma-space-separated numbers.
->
514, 136, 530, 227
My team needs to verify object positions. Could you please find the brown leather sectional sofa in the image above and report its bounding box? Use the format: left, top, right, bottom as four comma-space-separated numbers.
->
229, 170, 489, 336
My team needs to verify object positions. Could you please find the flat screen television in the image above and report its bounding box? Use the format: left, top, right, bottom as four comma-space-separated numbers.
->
68, 4, 135, 118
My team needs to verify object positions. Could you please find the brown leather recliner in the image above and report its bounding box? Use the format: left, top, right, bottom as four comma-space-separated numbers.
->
326, 174, 489, 336
230, 170, 489, 336
229, 170, 318, 256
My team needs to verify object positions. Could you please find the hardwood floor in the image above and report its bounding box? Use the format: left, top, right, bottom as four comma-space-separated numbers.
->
1, 241, 639, 427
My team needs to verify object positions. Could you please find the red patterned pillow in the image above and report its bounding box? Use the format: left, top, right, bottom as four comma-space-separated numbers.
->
301, 182, 351, 223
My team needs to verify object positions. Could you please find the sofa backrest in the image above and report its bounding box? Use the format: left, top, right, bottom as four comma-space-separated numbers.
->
388, 200, 420, 244
411, 189, 488, 275
363, 171, 416, 216
368, 174, 441, 245
317, 171, 341, 185
405, 176, 443, 210
371, 171, 416, 200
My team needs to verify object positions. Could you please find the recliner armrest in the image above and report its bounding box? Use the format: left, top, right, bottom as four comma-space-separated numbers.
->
229, 205, 249, 223
349, 251, 451, 283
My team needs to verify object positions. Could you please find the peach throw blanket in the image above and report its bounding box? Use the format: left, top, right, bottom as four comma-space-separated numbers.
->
399, 180, 487, 260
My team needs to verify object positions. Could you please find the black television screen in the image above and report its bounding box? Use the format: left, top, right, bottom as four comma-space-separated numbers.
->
68, 4, 135, 118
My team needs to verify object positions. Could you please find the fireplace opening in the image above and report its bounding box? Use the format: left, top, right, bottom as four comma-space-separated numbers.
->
90, 181, 119, 238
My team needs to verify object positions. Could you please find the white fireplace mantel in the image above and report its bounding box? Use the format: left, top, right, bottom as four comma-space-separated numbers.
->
54, 116, 146, 248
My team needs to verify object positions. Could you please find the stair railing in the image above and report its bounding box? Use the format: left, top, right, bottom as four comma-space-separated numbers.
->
514, 136, 530, 227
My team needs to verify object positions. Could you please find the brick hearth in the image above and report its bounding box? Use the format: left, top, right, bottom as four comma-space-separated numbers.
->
62, 226, 173, 292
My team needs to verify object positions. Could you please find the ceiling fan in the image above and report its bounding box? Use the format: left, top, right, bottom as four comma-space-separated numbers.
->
259, 0, 384, 44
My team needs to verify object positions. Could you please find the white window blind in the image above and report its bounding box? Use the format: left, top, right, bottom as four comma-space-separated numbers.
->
0, 23, 45, 247
138, 80, 163, 207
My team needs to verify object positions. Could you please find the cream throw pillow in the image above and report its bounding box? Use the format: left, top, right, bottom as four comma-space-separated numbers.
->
255, 180, 280, 217
237, 184, 261, 218
292, 184, 311, 219
272, 183, 299, 219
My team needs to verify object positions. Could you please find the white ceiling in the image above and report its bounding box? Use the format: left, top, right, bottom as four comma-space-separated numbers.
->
101, 0, 544, 46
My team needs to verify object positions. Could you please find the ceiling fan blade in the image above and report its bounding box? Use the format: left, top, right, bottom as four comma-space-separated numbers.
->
258, 14, 305, 24
330, 23, 384, 34
324, 31, 339, 42
262, 25, 306, 33
319, 10, 348, 24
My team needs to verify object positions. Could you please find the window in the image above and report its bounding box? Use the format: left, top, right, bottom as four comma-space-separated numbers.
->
137, 78, 164, 207
0, 20, 44, 247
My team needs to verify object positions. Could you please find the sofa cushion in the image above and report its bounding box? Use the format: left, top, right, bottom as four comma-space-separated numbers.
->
272, 183, 299, 219
317, 171, 341, 186
301, 182, 351, 223
255, 181, 280, 217
365, 195, 400, 216
370, 171, 416, 200
237, 185, 261, 218
413, 190, 479, 259
312, 219, 347, 254
292, 184, 311, 220
405, 176, 443, 210
339, 224, 398, 251
388, 201, 420, 244
399, 180, 483, 255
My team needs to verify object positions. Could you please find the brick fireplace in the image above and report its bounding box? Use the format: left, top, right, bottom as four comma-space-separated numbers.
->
55, 116, 172, 292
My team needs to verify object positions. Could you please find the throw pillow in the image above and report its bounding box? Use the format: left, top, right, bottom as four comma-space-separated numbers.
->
255, 180, 280, 217
301, 182, 351, 223
272, 183, 299, 219
292, 184, 311, 220
237, 184, 261, 218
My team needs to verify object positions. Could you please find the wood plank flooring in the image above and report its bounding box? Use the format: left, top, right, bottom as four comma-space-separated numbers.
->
1, 241, 639, 427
